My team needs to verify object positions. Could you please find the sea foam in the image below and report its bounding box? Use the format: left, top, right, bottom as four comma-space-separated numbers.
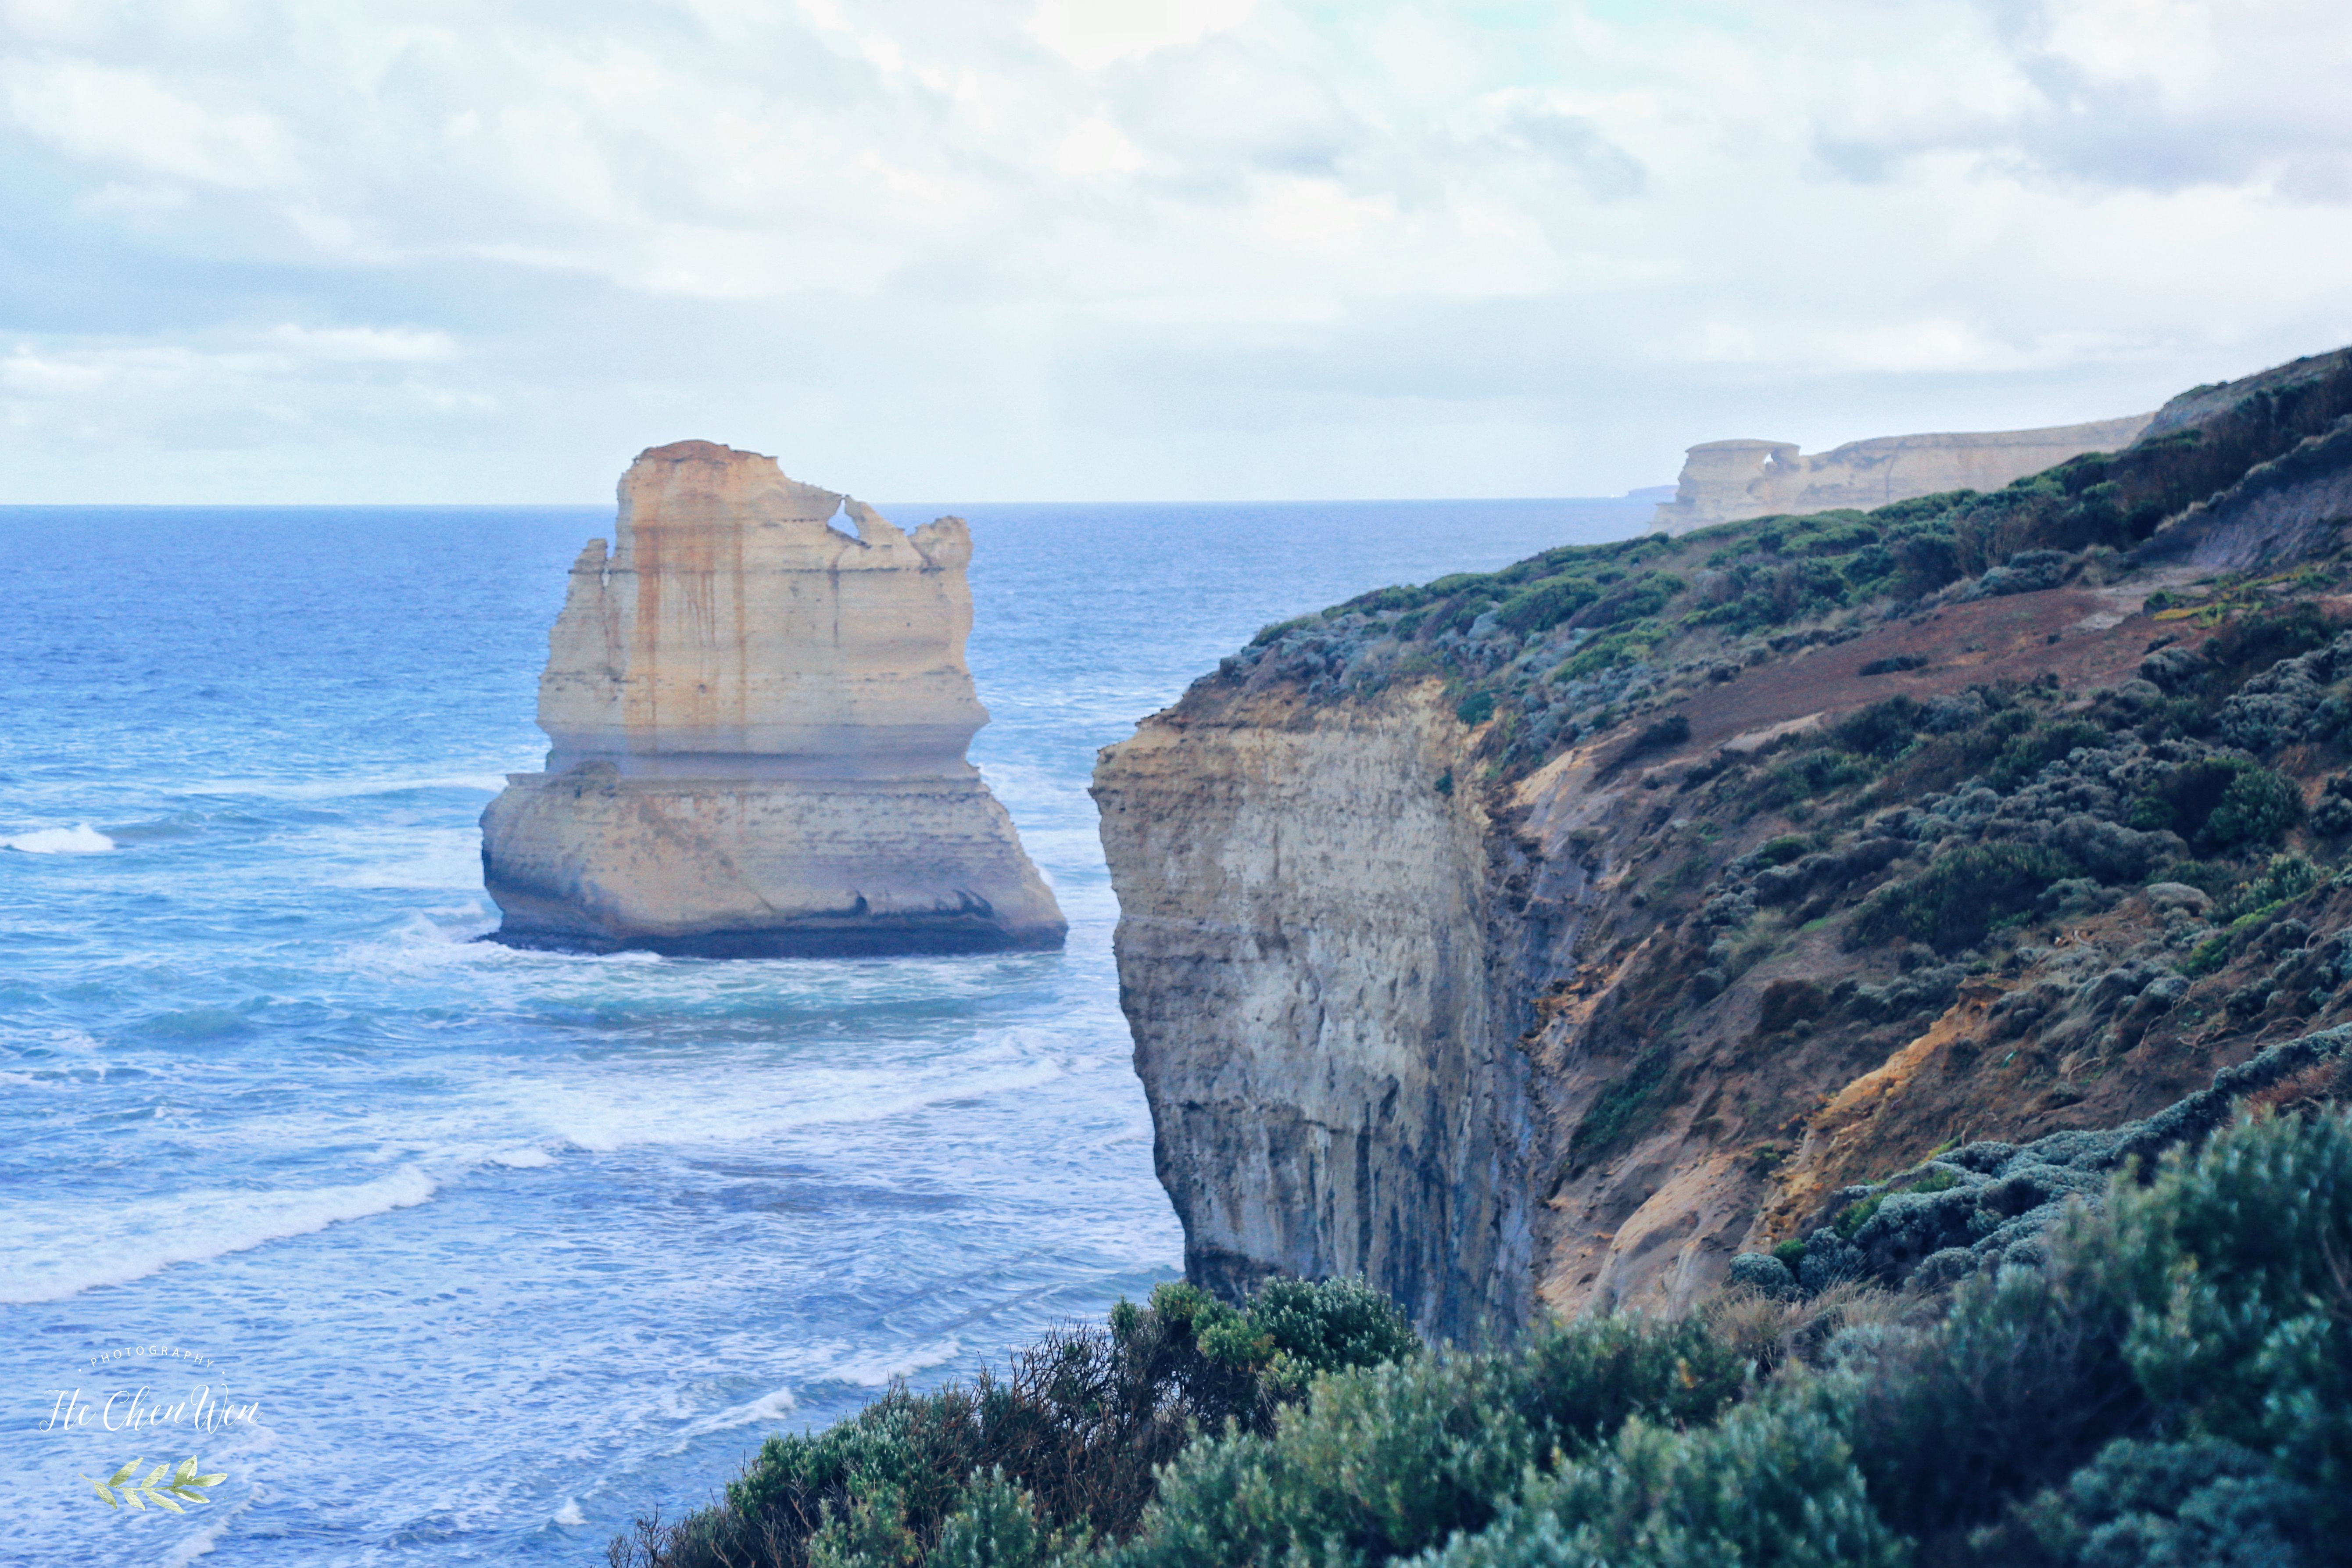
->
6, 822, 114, 853
0, 1166, 438, 1303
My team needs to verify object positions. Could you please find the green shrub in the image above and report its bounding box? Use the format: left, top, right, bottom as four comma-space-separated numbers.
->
2103, 1110, 2352, 1530
631, 1278, 1421, 1568
2203, 767, 2304, 847
1425, 1396, 1905, 1568
2220, 851, 2322, 921
810, 1480, 920, 1568
1768, 747, 1875, 804
1112, 1350, 1539, 1568
1456, 691, 1497, 726
1835, 1193, 1886, 1239
1845, 1109, 2352, 1557
1493, 576, 1597, 635
1115, 1316, 1747, 1568
1851, 844, 2079, 952
1987, 719, 2110, 792
1753, 834, 1815, 868
626, 1106, 2352, 1568
928, 1471, 1052, 1568
1251, 616, 1316, 646
1515, 1314, 1747, 1451
1557, 626, 1662, 680
1840, 1230, 2147, 1539
1185, 1276, 1424, 1397
2129, 755, 2259, 839
1993, 1437, 2311, 1568
2202, 602, 2334, 680
1834, 697, 1922, 759
1632, 713, 1690, 753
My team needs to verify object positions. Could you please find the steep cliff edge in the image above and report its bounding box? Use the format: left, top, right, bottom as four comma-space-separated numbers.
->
1098, 346, 2352, 1342
1093, 683, 1531, 1337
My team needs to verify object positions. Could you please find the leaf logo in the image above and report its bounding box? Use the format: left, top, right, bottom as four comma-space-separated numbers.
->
82, 1457, 226, 1512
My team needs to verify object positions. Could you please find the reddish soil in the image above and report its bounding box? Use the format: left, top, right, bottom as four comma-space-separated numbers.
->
1670, 585, 2187, 755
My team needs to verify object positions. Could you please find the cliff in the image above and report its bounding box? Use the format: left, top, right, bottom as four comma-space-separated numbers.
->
1098, 346, 2352, 1342
1652, 413, 2154, 533
481, 440, 1065, 956
1093, 682, 1531, 1335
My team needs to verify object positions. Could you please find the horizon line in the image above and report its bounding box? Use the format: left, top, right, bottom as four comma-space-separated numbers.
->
0, 491, 1673, 511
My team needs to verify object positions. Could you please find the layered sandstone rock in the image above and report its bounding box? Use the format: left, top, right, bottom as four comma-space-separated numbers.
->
481, 440, 1064, 956
1091, 684, 1532, 1339
1652, 414, 2155, 533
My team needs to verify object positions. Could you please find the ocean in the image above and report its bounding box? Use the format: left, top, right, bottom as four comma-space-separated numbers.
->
0, 495, 1650, 1564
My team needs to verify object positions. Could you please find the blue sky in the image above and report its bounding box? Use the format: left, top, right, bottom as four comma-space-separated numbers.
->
4, 0, 2350, 502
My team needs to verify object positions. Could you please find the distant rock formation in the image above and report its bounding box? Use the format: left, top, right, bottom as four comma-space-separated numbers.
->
480, 440, 1066, 956
1651, 413, 2155, 533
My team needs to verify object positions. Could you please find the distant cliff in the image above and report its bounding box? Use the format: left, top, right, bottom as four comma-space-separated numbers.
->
1098, 346, 2352, 1342
482, 440, 1063, 957
1653, 413, 2154, 533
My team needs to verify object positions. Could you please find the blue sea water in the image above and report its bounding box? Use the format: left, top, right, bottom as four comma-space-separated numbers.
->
0, 495, 1649, 1565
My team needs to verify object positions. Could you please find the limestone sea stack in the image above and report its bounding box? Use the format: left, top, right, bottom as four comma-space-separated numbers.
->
480, 440, 1065, 956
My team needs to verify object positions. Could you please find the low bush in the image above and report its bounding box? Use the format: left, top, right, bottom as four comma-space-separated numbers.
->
2204, 766, 2304, 847
1987, 718, 2110, 792
1767, 746, 1876, 804
1631, 713, 1690, 753
1851, 844, 2079, 952
2203, 602, 2335, 681
1833, 697, 1922, 759
1113, 1316, 1747, 1568
620, 1110, 2352, 1568
618, 1278, 1418, 1568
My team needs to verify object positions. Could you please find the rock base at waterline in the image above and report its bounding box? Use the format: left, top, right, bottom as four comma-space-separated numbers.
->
480, 766, 1066, 958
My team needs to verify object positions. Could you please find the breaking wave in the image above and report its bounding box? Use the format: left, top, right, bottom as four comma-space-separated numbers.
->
6, 823, 114, 853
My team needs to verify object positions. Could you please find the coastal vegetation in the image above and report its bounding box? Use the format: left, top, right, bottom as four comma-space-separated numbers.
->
616, 1106, 2351, 1568
621, 348, 2352, 1568
1228, 347, 2352, 786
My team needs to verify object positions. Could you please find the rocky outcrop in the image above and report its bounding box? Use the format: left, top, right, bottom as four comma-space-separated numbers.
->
481, 440, 1064, 956
1097, 344, 2352, 1344
1652, 415, 2154, 533
1092, 684, 1533, 1339
2137, 415, 2352, 570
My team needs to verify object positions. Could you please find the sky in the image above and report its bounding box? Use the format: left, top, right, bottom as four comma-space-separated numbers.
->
4, 0, 2352, 504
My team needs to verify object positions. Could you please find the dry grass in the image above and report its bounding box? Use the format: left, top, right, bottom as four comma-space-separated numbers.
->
1699, 1279, 1913, 1373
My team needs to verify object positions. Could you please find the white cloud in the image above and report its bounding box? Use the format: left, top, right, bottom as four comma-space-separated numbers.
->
1027, 0, 1257, 71
0, 56, 294, 186
263, 325, 456, 363
0, 0, 2349, 502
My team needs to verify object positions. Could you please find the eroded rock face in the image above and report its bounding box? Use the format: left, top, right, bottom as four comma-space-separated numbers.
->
482, 440, 1065, 956
1092, 683, 1533, 1342
1652, 414, 2155, 533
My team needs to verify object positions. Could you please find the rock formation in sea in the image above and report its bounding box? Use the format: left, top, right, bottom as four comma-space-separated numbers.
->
1651, 412, 2155, 533
1096, 345, 2352, 1342
481, 440, 1065, 956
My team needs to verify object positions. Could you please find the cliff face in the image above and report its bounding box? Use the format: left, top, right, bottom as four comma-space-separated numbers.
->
1093, 683, 1532, 1337
483, 440, 1064, 957
538, 443, 986, 777
1099, 346, 2352, 1342
1652, 414, 2155, 533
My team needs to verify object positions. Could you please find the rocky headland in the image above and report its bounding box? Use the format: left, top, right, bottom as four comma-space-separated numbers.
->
1653, 413, 2155, 533
480, 440, 1064, 957
1097, 345, 2352, 1342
